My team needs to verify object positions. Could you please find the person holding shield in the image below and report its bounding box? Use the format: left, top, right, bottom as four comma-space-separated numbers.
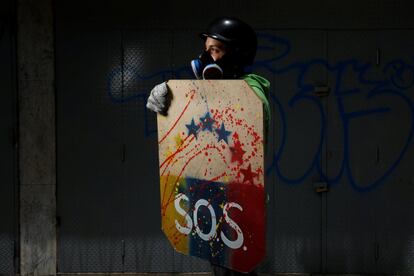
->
147, 17, 270, 276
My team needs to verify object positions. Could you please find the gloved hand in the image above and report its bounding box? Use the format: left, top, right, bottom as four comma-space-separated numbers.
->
146, 82, 171, 114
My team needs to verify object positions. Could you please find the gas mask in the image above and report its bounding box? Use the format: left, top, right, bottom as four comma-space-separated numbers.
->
191, 51, 224, 79
191, 51, 245, 79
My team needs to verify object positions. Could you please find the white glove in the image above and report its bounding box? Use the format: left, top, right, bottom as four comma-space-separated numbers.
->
146, 82, 169, 114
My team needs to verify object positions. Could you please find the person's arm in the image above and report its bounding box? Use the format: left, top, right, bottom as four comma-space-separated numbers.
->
243, 74, 271, 147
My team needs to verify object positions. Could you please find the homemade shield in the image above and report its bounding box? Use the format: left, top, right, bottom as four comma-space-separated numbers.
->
157, 80, 265, 273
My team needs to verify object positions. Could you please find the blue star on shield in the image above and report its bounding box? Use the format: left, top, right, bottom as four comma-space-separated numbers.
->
200, 112, 215, 132
215, 123, 232, 144
186, 118, 200, 139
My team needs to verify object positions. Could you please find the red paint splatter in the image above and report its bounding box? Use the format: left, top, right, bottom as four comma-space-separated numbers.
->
160, 135, 195, 170
161, 144, 230, 209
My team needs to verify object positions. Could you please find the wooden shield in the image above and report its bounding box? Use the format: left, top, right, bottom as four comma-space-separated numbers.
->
157, 80, 265, 273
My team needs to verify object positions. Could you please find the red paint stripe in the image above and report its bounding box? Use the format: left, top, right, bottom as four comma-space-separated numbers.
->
160, 171, 170, 210
158, 89, 195, 145
160, 135, 194, 170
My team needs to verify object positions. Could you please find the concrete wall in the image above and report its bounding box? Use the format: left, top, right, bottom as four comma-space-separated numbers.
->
17, 0, 56, 274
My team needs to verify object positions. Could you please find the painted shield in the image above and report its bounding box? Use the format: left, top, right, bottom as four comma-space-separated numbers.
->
157, 80, 265, 273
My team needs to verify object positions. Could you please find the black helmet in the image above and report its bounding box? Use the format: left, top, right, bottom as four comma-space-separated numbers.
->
200, 17, 257, 67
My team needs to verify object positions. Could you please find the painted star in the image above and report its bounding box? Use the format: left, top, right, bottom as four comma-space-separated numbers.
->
185, 118, 200, 139
229, 140, 245, 164
215, 123, 232, 144
200, 112, 215, 132
240, 164, 258, 185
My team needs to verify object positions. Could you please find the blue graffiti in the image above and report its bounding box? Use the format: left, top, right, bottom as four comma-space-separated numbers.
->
106, 33, 414, 192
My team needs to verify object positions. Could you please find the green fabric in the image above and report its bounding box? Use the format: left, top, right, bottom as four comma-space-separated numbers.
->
242, 73, 271, 128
